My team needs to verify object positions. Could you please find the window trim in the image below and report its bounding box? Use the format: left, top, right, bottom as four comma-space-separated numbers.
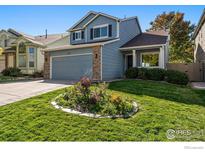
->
28, 47, 35, 68
74, 30, 82, 41
140, 51, 160, 68
93, 24, 109, 40
18, 42, 27, 68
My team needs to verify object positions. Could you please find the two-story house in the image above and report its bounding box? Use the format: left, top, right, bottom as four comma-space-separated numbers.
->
43, 11, 169, 81
193, 9, 205, 63
0, 29, 69, 74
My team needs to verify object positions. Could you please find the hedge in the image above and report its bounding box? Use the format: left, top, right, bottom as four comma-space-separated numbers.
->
125, 67, 189, 85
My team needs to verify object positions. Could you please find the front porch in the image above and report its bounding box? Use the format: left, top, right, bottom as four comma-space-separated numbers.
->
122, 46, 166, 71
120, 31, 169, 71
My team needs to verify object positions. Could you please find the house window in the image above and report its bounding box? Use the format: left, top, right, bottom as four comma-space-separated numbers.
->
19, 42, 26, 53
93, 25, 108, 39
19, 55, 26, 67
4, 39, 8, 47
74, 31, 81, 40
141, 52, 159, 67
29, 47, 35, 67
18, 42, 27, 67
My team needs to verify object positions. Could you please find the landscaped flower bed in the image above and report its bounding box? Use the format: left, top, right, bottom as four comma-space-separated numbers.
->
52, 77, 138, 118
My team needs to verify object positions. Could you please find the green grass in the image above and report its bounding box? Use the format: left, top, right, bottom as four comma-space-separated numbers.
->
0, 80, 205, 141
0, 75, 16, 83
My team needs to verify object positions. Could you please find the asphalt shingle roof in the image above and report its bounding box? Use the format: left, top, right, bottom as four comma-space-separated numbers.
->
121, 31, 168, 48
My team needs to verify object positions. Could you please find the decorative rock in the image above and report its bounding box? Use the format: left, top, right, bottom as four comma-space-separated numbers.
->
51, 97, 139, 119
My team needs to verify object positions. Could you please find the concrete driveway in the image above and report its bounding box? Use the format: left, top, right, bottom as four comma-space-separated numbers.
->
0, 80, 73, 106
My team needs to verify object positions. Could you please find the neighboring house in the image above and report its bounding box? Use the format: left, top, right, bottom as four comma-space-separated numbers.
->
0, 29, 69, 74
193, 9, 205, 63
43, 11, 169, 81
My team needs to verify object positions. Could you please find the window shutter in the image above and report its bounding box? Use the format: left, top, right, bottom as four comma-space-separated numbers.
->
90, 28, 93, 40
73, 33, 75, 40
108, 25, 112, 37
81, 31, 84, 39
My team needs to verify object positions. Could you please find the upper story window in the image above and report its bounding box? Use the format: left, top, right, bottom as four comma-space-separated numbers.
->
4, 39, 8, 47
72, 30, 84, 41
90, 24, 112, 40
19, 42, 26, 53
93, 24, 108, 39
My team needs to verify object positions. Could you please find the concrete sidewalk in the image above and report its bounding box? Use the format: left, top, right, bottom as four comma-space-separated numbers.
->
191, 82, 205, 90
0, 80, 73, 106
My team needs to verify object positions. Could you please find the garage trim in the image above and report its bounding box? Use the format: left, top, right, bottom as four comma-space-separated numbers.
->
50, 53, 93, 79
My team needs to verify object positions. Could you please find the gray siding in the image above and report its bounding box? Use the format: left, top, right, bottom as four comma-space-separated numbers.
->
70, 31, 86, 45
73, 13, 96, 29
102, 41, 124, 80
86, 15, 117, 42
102, 18, 141, 80
70, 15, 118, 45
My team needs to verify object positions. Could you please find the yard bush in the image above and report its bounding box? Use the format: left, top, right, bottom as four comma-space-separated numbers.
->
125, 67, 138, 78
124, 68, 189, 85
1, 67, 22, 77
55, 76, 135, 116
32, 71, 44, 78
165, 70, 189, 85
138, 68, 149, 79
146, 68, 166, 81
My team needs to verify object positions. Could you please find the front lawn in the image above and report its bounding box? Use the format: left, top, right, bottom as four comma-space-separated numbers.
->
0, 80, 205, 141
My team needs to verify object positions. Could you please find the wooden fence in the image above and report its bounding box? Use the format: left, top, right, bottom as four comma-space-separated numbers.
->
166, 63, 205, 81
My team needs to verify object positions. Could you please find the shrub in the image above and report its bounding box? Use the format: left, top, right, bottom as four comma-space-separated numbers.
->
101, 103, 117, 116
138, 68, 149, 79
165, 70, 189, 85
1, 67, 22, 77
55, 77, 135, 116
125, 67, 138, 78
146, 68, 166, 81
32, 71, 43, 78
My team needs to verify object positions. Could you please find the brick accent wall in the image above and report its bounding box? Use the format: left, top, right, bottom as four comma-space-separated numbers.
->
44, 51, 50, 79
92, 46, 101, 81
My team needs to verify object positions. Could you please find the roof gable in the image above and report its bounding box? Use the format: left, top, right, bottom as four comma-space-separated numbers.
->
68, 11, 120, 31
68, 11, 98, 31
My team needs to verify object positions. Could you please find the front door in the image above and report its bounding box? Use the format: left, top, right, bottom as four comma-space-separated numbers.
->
127, 55, 133, 69
8, 54, 14, 68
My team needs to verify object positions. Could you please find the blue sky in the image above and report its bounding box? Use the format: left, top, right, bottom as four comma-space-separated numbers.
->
0, 5, 204, 36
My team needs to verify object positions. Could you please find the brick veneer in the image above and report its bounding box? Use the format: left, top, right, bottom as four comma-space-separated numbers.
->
92, 46, 101, 81
44, 51, 50, 79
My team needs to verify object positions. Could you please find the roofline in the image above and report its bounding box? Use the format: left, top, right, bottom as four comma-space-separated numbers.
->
44, 33, 70, 46
67, 11, 98, 32
193, 9, 205, 39
119, 44, 166, 51
136, 17, 142, 34
43, 38, 120, 52
68, 11, 120, 32
120, 16, 138, 22
14, 36, 45, 47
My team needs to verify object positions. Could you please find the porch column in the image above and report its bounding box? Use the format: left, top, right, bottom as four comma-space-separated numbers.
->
132, 49, 136, 67
160, 46, 165, 68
